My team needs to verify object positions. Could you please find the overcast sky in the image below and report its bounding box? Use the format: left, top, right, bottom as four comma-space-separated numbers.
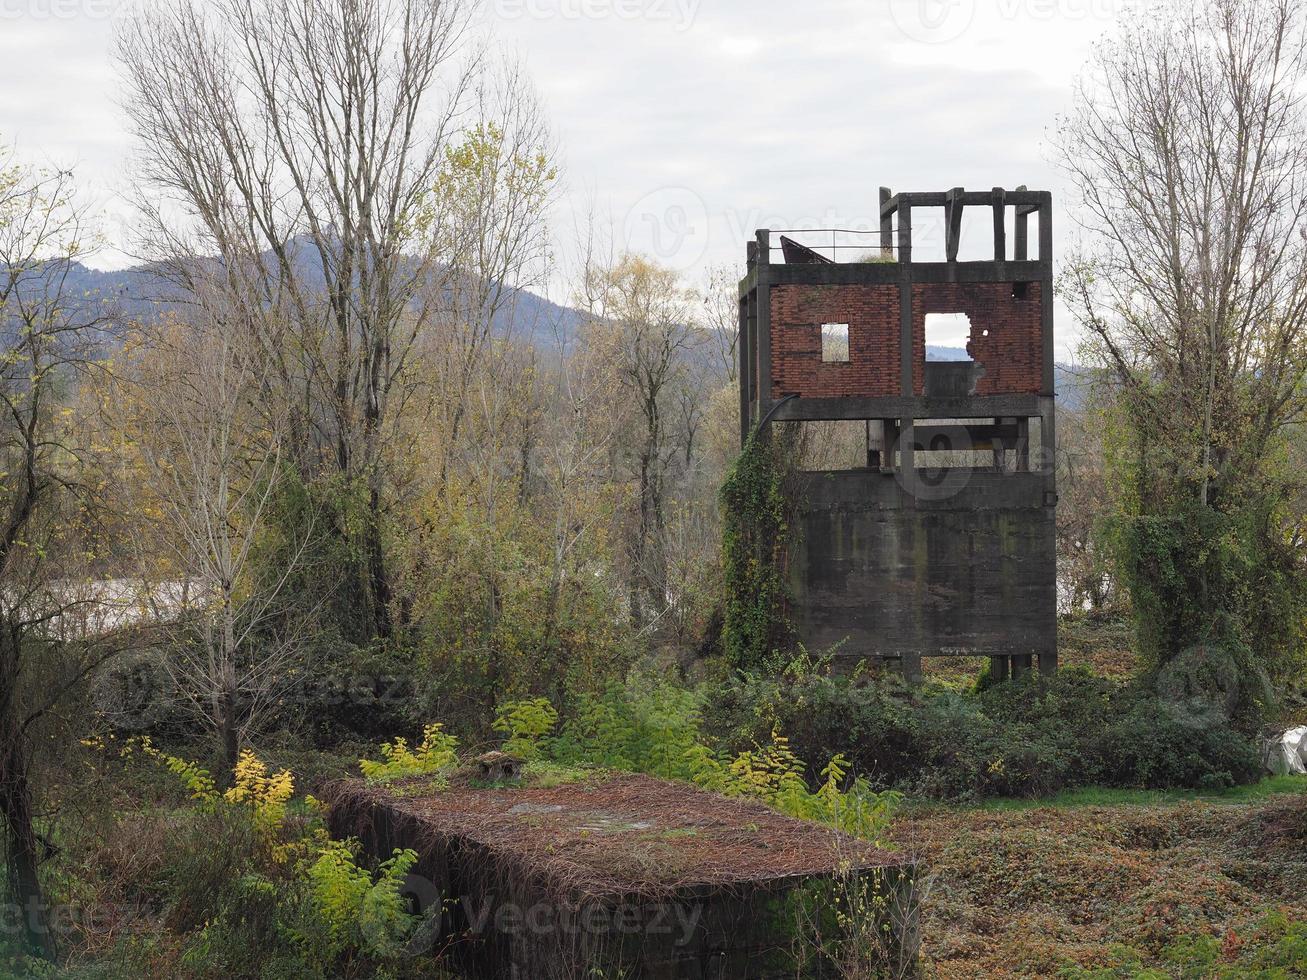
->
0, 0, 1147, 359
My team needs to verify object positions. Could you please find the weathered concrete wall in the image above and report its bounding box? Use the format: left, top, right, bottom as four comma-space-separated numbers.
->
786, 469, 1056, 667
329, 783, 920, 979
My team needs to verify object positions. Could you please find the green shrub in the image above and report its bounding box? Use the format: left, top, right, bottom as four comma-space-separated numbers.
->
552, 676, 707, 779
551, 676, 901, 843
491, 698, 559, 761
1107, 494, 1307, 727
79, 745, 437, 978
1060, 908, 1307, 978
359, 723, 459, 783
706, 667, 1262, 801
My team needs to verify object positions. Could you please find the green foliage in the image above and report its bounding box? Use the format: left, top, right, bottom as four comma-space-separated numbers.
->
246, 470, 427, 743
297, 840, 423, 969
1107, 497, 1304, 724
1099, 384, 1307, 727
689, 734, 901, 841
419, 120, 558, 243
553, 674, 899, 843
400, 490, 627, 736
359, 723, 459, 783
113, 745, 433, 977
249, 468, 378, 646
551, 676, 707, 779
491, 698, 558, 760
707, 667, 1262, 802
719, 433, 793, 670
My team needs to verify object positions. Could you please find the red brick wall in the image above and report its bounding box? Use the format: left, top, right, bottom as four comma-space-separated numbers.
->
769, 284, 908, 398
769, 281, 1043, 398
913, 282, 1043, 395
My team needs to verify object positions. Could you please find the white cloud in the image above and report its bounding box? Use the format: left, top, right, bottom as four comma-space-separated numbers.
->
0, 0, 1130, 358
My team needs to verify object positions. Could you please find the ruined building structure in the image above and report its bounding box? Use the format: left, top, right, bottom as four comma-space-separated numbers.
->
737, 187, 1057, 681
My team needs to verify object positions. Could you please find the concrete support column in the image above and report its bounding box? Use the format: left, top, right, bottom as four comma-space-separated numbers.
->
1039, 648, 1058, 676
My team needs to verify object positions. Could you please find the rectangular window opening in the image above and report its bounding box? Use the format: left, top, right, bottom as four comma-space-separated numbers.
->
821, 323, 850, 363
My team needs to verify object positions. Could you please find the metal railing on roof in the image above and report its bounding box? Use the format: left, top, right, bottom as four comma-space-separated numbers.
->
765, 229, 898, 264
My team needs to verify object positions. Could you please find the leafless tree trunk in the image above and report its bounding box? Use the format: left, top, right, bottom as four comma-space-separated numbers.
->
123, 298, 313, 781
425, 59, 558, 489
701, 264, 741, 385
584, 255, 701, 629
116, 0, 482, 640
1058, 0, 1307, 503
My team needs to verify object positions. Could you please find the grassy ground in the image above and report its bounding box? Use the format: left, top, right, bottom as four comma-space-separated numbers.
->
893, 777, 1307, 977
972, 774, 1307, 811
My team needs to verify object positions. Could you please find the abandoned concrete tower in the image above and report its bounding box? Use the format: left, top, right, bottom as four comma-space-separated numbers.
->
737, 186, 1057, 681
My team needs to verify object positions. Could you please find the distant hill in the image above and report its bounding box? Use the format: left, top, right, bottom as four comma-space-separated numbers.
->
62, 258, 1085, 405
59, 258, 585, 347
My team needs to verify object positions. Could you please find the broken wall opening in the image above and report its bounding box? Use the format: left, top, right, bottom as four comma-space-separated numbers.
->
924, 312, 974, 361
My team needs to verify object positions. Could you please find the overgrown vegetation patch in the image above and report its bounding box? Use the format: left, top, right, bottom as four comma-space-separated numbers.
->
898, 795, 1307, 977
708, 660, 1263, 801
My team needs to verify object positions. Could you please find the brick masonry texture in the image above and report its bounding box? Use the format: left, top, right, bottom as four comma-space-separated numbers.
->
770, 281, 1044, 398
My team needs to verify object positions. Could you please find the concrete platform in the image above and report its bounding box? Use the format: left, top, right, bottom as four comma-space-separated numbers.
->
326, 769, 918, 978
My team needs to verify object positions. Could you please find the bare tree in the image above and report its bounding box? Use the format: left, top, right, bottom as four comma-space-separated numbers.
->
701, 264, 741, 385
1055, 394, 1118, 614
535, 312, 624, 662
1056, 0, 1307, 680
123, 300, 312, 780
1058, 0, 1307, 504
584, 254, 702, 629
423, 59, 559, 488
116, 0, 481, 640
0, 148, 115, 958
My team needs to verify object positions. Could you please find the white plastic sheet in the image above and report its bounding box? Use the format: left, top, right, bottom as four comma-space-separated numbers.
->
1263, 725, 1307, 775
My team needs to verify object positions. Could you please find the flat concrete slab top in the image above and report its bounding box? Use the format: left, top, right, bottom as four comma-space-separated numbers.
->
329, 770, 907, 901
